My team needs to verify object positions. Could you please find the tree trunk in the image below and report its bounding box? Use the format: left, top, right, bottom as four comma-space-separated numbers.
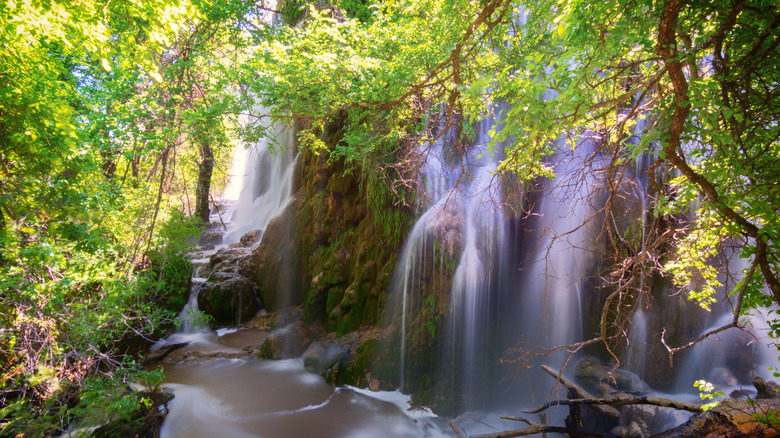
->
195, 138, 213, 224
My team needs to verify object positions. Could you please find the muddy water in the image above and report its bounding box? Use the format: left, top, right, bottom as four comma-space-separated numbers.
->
158, 355, 451, 438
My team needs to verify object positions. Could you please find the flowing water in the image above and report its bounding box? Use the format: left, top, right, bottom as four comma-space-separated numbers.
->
154, 104, 780, 436
156, 122, 452, 437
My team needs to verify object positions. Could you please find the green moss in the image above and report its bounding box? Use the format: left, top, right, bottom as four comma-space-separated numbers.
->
257, 338, 274, 359
326, 287, 344, 313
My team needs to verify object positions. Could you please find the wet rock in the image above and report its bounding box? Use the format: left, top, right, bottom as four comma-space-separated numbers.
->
241, 197, 302, 311
612, 421, 645, 438
199, 229, 223, 246
302, 342, 350, 377
257, 321, 312, 359
197, 275, 259, 327
240, 229, 262, 246
754, 376, 780, 399
614, 404, 683, 437
575, 359, 651, 395
271, 306, 303, 328
210, 247, 252, 275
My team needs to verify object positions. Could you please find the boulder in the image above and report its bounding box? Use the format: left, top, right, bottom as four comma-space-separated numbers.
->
754, 376, 780, 399
199, 229, 223, 246
575, 359, 651, 395
197, 275, 259, 327
210, 247, 252, 275
302, 342, 351, 377
257, 321, 312, 359
239, 229, 262, 247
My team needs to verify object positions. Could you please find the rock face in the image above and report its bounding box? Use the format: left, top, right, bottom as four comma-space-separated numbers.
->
293, 125, 412, 337
197, 274, 259, 326
240, 197, 302, 311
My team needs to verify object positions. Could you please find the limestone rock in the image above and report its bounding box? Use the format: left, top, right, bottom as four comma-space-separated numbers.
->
754, 376, 780, 399
197, 274, 259, 327
239, 229, 262, 246
240, 196, 302, 311
257, 321, 311, 359
575, 358, 651, 394
302, 342, 351, 377
199, 229, 223, 246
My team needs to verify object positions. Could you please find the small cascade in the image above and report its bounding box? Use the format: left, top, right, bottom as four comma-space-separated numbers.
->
624, 306, 649, 377
153, 120, 298, 351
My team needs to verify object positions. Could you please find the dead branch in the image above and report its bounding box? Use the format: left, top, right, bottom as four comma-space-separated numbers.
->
523, 395, 702, 415
540, 364, 620, 418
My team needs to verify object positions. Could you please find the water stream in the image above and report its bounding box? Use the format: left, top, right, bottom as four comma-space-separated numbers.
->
152, 105, 779, 436
155, 122, 453, 437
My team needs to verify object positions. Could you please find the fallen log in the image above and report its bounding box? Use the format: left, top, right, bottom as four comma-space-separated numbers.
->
472, 416, 620, 438
540, 364, 620, 418
651, 398, 780, 437
141, 342, 189, 366
523, 395, 702, 415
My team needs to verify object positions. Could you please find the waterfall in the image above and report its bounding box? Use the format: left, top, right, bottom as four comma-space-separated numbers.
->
153, 120, 297, 351
222, 124, 297, 244
388, 114, 509, 410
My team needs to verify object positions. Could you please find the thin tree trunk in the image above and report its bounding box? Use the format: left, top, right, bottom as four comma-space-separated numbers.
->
145, 147, 169, 259
195, 138, 213, 224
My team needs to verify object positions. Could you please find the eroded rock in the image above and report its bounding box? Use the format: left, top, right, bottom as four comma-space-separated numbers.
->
240, 197, 302, 311
240, 229, 262, 246
257, 321, 312, 359
197, 275, 259, 327
302, 342, 350, 377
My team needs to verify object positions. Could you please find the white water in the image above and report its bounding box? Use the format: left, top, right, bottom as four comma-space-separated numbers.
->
155, 117, 455, 437
390, 115, 507, 408
222, 124, 297, 244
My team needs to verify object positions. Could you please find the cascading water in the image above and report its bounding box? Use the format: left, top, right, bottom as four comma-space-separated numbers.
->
222, 125, 297, 244
389, 114, 512, 411
155, 120, 452, 438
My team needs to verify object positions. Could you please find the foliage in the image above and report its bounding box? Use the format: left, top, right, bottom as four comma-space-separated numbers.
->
0, 0, 261, 433
694, 379, 724, 411
753, 408, 780, 432
248, 0, 780, 357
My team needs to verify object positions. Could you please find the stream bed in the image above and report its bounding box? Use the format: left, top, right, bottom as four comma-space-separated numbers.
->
154, 330, 454, 438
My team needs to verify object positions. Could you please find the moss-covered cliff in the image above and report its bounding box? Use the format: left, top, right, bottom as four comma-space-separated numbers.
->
293, 117, 414, 336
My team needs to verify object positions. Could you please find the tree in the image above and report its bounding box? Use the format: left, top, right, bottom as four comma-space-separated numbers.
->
0, 0, 256, 433
250, 0, 779, 359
